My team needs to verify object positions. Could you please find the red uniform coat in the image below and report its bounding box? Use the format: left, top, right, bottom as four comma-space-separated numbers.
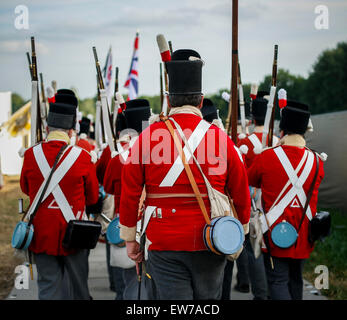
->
20, 139, 99, 256
238, 129, 279, 168
119, 112, 251, 252
103, 142, 129, 214
95, 146, 111, 184
76, 137, 93, 152
247, 143, 325, 259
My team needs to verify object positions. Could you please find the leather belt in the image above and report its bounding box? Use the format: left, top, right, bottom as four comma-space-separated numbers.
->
146, 193, 208, 198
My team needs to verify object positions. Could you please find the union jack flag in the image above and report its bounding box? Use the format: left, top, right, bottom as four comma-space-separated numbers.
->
124, 32, 139, 100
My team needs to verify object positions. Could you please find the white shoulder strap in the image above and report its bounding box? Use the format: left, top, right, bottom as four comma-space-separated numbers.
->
248, 134, 262, 151
116, 142, 130, 162
260, 147, 315, 233
32, 144, 82, 222
159, 119, 211, 187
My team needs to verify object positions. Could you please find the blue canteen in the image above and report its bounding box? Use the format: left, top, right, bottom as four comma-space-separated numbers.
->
12, 221, 34, 250
204, 216, 244, 255
271, 221, 298, 248
106, 217, 124, 245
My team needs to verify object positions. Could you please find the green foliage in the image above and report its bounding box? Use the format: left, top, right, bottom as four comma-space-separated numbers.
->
303, 208, 347, 300
138, 95, 161, 114
79, 96, 97, 117
259, 69, 307, 119
305, 42, 347, 114
11, 93, 27, 114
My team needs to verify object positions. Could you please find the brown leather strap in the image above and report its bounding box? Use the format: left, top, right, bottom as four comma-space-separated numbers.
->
160, 113, 211, 225
297, 152, 320, 233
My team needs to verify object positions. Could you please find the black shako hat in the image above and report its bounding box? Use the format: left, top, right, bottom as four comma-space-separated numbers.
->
251, 90, 269, 122
279, 100, 310, 135
47, 103, 76, 130
201, 98, 218, 123
122, 99, 151, 133
165, 49, 203, 95
57, 89, 76, 97
79, 117, 91, 135
54, 94, 78, 108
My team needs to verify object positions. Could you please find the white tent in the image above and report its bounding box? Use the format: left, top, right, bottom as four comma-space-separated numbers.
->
0, 92, 24, 176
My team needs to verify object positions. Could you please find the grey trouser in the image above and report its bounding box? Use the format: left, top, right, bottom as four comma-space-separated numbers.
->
34, 250, 90, 300
264, 254, 305, 300
244, 235, 268, 299
147, 250, 226, 300
105, 242, 125, 300
222, 235, 268, 300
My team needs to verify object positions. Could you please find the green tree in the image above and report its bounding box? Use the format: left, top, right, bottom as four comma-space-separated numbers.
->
79, 96, 97, 117
11, 93, 27, 114
305, 42, 347, 114
138, 95, 161, 114
258, 68, 307, 119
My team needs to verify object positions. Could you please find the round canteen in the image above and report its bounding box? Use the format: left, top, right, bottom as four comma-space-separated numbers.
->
204, 216, 244, 255
12, 221, 34, 250
106, 217, 124, 245
271, 221, 298, 248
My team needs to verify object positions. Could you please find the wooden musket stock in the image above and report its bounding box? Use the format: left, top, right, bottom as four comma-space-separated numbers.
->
268, 45, 278, 147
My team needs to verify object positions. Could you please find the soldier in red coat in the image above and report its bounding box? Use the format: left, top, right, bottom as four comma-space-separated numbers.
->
76, 117, 94, 153
237, 91, 279, 168
104, 99, 151, 299
247, 100, 325, 300
20, 100, 99, 300
119, 49, 250, 300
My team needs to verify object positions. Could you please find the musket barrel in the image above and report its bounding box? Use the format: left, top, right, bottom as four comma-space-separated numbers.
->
268, 44, 279, 146
229, 0, 239, 143
31, 37, 38, 81
26, 52, 32, 79
93, 46, 104, 90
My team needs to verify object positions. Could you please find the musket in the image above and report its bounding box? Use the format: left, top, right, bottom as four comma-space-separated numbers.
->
156, 34, 171, 115
113, 66, 120, 127
168, 40, 173, 55
228, 0, 239, 143
93, 46, 117, 153
159, 63, 164, 108
26, 52, 32, 79
238, 62, 246, 134
114, 66, 119, 95
267, 45, 279, 147
30, 37, 43, 144
261, 45, 278, 148
97, 83, 106, 144
39, 73, 48, 137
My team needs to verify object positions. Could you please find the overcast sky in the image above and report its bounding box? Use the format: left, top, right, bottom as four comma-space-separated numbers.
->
0, 0, 346, 100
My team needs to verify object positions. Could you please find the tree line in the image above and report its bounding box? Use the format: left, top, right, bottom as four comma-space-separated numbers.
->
11, 41, 347, 122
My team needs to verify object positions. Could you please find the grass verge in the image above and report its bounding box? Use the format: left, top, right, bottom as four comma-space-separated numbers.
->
303, 208, 347, 300
0, 176, 27, 300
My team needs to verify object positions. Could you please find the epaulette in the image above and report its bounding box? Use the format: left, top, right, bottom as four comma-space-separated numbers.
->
72, 145, 98, 164
238, 133, 247, 140
306, 147, 328, 162
18, 141, 43, 158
